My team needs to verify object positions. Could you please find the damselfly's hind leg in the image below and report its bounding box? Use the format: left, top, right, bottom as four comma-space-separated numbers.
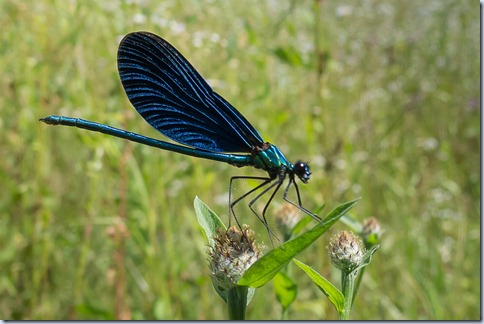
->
229, 175, 272, 230
247, 177, 285, 247
229, 176, 281, 245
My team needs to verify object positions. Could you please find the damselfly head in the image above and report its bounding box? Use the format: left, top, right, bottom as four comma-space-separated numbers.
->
293, 161, 311, 183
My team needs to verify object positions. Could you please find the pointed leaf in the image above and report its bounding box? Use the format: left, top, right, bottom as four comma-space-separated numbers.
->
194, 196, 226, 246
238, 198, 360, 287
354, 244, 380, 272
274, 272, 298, 310
293, 259, 344, 313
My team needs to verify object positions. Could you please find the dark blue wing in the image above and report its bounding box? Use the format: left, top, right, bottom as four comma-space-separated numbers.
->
117, 31, 264, 153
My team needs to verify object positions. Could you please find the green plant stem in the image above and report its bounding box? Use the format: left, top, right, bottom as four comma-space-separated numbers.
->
281, 307, 288, 320
227, 286, 248, 320
352, 267, 365, 304
340, 271, 357, 320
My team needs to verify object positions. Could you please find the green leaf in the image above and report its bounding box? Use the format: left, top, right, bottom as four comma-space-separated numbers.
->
354, 244, 380, 272
293, 259, 344, 313
211, 281, 228, 304
194, 196, 226, 246
238, 198, 360, 287
273, 272, 298, 310
364, 233, 380, 247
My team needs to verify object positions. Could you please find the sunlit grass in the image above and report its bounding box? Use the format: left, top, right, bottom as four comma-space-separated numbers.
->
0, 0, 479, 320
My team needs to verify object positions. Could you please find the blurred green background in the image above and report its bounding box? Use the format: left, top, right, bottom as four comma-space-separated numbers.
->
0, 0, 479, 320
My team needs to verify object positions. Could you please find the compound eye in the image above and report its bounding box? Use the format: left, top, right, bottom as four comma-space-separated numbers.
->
294, 161, 311, 184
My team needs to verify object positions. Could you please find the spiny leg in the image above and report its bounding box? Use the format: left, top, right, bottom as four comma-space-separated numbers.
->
248, 177, 285, 246
229, 175, 272, 230
261, 178, 284, 218
283, 179, 322, 222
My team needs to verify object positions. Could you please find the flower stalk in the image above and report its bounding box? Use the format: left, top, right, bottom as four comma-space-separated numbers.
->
328, 230, 365, 320
227, 285, 249, 320
340, 270, 357, 320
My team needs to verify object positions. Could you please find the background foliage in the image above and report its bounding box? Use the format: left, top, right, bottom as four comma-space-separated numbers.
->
0, 0, 479, 320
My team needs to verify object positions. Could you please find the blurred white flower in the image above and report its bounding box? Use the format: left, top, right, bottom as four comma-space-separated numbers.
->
170, 21, 186, 34
417, 137, 439, 151
336, 5, 353, 17
132, 13, 147, 24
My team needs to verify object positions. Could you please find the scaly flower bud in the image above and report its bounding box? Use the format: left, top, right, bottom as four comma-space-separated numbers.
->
361, 217, 382, 248
209, 225, 262, 289
328, 230, 364, 273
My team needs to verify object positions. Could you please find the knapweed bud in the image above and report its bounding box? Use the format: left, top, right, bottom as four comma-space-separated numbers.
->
328, 230, 364, 273
361, 217, 381, 248
275, 204, 301, 239
209, 225, 262, 289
